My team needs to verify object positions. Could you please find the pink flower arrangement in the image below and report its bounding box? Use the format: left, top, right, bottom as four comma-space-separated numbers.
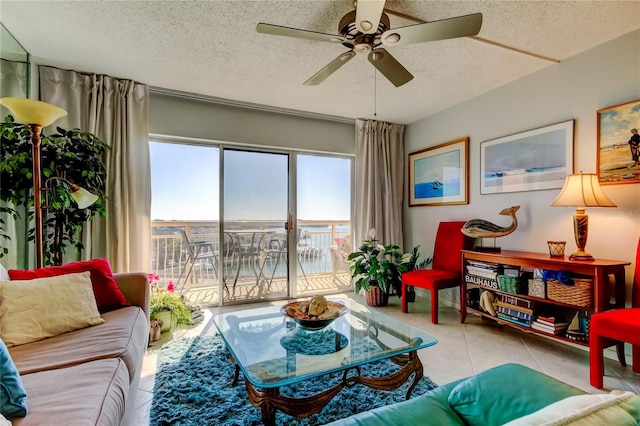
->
148, 274, 174, 293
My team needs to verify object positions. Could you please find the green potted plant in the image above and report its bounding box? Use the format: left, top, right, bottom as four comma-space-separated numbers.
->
347, 228, 421, 307
148, 274, 192, 332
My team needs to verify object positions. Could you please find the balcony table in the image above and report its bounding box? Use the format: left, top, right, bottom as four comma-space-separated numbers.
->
223, 230, 275, 295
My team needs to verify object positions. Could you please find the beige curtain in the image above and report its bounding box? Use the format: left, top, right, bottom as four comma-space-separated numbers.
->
354, 119, 405, 249
0, 59, 29, 269
39, 66, 150, 272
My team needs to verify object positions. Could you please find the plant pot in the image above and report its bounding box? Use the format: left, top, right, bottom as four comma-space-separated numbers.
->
366, 285, 389, 307
155, 310, 173, 333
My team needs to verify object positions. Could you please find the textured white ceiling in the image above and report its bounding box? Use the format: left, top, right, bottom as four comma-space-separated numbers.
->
1, 0, 639, 124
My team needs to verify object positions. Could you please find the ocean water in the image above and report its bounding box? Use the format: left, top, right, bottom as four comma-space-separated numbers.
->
484, 167, 566, 188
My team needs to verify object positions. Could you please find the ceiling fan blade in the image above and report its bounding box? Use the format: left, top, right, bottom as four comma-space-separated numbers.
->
256, 23, 351, 45
304, 51, 356, 86
381, 13, 482, 47
368, 48, 413, 87
355, 0, 386, 34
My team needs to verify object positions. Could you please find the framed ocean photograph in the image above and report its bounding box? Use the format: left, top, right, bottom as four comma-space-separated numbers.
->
408, 137, 468, 207
480, 120, 574, 195
597, 99, 640, 185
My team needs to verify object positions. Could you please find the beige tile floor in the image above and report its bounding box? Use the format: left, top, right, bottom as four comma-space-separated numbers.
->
132, 292, 640, 425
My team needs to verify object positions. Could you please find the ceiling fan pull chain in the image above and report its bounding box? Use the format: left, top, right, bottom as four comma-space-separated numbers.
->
374, 69, 377, 117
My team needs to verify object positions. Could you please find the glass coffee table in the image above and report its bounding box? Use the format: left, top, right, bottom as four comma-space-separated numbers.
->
212, 298, 438, 425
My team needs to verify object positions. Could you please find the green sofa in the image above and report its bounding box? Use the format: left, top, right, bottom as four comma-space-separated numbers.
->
329, 363, 640, 425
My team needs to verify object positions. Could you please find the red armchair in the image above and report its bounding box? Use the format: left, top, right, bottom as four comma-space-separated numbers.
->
401, 221, 472, 324
589, 237, 640, 388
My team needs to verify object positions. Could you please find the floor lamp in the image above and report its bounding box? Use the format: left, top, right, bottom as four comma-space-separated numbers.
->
0, 97, 67, 268
550, 173, 616, 261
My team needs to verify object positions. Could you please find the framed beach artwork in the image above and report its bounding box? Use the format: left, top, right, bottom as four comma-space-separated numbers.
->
597, 99, 640, 185
480, 120, 574, 195
408, 137, 468, 207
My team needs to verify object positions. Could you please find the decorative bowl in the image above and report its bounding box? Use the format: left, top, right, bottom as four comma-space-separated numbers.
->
280, 300, 349, 330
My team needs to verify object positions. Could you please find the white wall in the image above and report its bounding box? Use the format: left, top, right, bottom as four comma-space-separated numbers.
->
404, 30, 640, 304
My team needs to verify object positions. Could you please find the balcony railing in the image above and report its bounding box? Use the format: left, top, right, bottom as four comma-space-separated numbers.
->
151, 220, 352, 305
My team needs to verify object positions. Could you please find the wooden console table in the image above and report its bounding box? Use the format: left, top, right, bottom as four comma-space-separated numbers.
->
460, 250, 630, 346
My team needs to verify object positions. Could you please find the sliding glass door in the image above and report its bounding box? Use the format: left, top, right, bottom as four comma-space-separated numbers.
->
150, 140, 353, 307
149, 142, 220, 301
296, 154, 352, 295
222, 149, 289, 303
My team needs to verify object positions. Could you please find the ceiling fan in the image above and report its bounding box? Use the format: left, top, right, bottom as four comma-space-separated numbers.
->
256, 0, 482, 87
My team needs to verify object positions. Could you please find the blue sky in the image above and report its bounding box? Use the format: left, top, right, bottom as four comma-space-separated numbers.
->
150, 142, 350, 221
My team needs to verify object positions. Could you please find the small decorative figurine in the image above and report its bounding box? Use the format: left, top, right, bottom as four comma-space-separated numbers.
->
462, 205, 520, 238
462, 205, 520, 252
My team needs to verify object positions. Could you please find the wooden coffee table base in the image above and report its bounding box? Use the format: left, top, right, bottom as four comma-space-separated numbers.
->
234, 351, 423, 426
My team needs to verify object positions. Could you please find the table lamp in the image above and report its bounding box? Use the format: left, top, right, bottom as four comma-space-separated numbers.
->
0, 97, 67, 268
550, 173, 616, 261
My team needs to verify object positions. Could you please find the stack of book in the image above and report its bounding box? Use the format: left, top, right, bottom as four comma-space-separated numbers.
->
184, 300, 205, 325
495, 294, 533, 327
190, 309, 204, 325
531, 316, 570, 335
465, 261, 501, 289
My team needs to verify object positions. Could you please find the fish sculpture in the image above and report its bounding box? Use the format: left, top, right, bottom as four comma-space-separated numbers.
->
462, 205, 520, 238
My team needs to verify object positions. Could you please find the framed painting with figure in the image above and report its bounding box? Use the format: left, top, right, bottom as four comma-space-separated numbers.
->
408, 137, 468, 207
480, 120, 574, 195
597, 99, 640, 185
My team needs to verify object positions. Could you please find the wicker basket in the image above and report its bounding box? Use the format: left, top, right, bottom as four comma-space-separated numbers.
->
528, 279, 545, 298
546, 278, 593, 307
497, 275, 527, 294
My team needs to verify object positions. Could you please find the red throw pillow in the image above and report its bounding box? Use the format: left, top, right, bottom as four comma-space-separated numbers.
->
8, 258, 130, 313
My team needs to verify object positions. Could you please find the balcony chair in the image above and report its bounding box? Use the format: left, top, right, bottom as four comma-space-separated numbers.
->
401, 221, 472, 324
329, 234, 352, 282
589, 236, 640, 389
176, 230, 220, 294
264, 229, 310, 292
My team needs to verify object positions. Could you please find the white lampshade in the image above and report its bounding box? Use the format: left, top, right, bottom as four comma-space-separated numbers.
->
69, 185, 99, 209
0, 97, 67, 126
550, 173, 616, 208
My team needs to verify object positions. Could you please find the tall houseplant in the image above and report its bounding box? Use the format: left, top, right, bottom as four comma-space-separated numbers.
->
347, 228, 420, 307
0, 115, 107, 266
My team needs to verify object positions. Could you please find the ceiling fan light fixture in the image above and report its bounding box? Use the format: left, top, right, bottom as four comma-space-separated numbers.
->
359, 20, 373, 31
383, 33, 401, 44
354, 43, 372, 54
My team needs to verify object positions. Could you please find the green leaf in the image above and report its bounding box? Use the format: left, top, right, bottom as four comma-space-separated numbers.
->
346, 231, 421, 296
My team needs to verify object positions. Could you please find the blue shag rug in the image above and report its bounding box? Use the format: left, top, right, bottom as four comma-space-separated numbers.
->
150, 334, 438, 425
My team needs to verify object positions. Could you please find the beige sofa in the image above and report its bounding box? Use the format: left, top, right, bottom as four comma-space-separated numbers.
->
7, 273, 149, 426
